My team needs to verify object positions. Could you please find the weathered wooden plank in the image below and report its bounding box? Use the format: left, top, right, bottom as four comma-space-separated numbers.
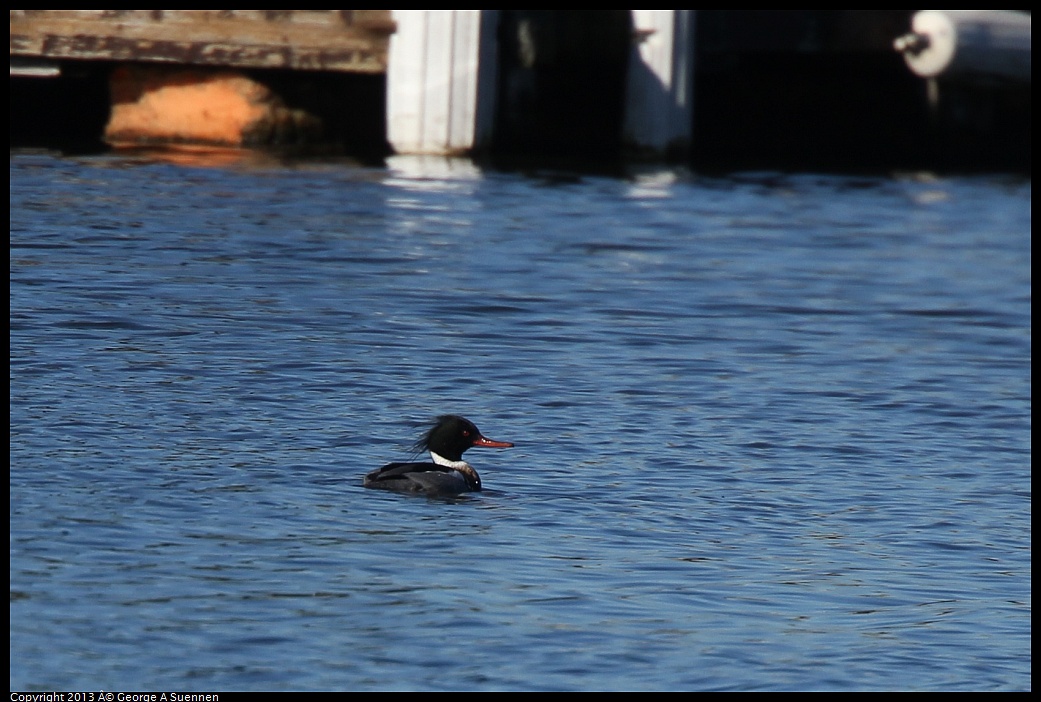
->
10, 10, 394, 73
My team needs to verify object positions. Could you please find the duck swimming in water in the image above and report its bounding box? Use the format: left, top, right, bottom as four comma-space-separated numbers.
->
363, 415, 513, 495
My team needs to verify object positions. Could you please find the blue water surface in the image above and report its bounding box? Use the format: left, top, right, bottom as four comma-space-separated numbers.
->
9, 150, 1031, 691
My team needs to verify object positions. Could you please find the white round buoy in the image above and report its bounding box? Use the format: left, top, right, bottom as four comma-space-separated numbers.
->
899, 10, 957, 78
894, 10, 1031, 83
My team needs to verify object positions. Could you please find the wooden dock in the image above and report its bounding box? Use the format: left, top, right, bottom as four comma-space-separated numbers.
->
11, 10, 394, 151
9, 10, 1031, 170
10, 10, 394, 73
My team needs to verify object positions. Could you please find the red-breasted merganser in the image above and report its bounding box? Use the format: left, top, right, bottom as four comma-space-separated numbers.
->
363, 415, 514, 495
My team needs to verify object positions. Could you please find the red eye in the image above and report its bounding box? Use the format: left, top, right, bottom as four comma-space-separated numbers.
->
462, 429, 470, 437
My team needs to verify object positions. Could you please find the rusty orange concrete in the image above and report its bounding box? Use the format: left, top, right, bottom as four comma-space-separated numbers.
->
105, 65, 320, 147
